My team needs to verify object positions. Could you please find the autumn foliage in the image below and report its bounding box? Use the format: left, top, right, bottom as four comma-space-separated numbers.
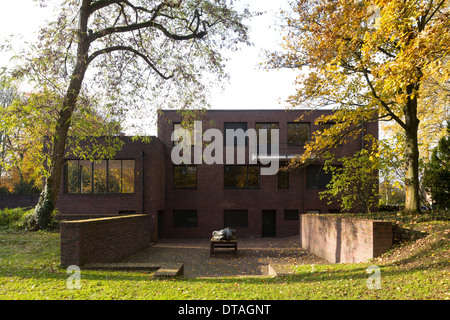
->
269, 0, 450, 212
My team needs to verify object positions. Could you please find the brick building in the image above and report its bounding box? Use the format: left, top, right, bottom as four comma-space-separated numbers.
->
54, 109, 378, 240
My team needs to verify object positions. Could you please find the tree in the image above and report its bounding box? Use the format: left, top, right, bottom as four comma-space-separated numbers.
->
379, 75, 449, 206
320, 136, 379, 214
268, 0, 450, 213
0, 78, 123, 196
3, 0, 251, 229
423, 122, 450, 209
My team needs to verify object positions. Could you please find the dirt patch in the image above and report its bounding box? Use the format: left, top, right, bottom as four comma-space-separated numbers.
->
122, 236, 328, 278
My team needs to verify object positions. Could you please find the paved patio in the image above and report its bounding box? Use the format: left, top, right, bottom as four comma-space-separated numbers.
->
121, 236, 328, 278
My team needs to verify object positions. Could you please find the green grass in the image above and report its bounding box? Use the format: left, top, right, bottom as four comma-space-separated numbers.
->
0, 214, 448, 300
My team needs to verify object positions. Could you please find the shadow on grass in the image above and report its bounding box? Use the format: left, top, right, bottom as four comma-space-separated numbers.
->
392, 224, 428, 246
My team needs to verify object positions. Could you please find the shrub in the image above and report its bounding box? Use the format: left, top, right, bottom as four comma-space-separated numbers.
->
0, 208, 33, 230
0, 207, 59, 231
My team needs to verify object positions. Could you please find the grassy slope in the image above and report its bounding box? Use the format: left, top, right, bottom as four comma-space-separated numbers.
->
0, 213, 448, 300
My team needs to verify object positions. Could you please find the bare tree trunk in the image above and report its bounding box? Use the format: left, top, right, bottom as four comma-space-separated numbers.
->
404, 88, 421, 213
30, 1, 90, 230
30, 108, 74, 230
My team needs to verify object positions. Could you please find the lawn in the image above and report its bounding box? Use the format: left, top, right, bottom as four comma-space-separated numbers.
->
0, 213, 448, 300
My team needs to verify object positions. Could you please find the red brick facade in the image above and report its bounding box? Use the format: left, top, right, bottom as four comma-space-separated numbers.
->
157, 109, 378, 238
300, 214, 392, 263
60, 214, 152, 267
54, 109, 378, 240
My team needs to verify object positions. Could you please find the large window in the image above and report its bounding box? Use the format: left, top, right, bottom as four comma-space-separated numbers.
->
65, 159, 135, 194
224, 165, 260, 189
277, 169, 289, 189
224, 122, 248, 146
317, 122, 335, 133
173, 210, 197, 227
306, 165, 334, 189
173, 165, 197, 188
287, 122, 310, 146
224, 210, 248, 227
256, 122, 279, 154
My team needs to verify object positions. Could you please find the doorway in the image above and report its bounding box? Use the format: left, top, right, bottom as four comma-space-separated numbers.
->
262, 210, 276, 237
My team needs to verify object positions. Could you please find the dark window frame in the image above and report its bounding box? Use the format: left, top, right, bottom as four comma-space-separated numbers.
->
173, 210, 198, 227
173, 165, 197, 189
306, 165, 335, 190
317, 121, 335, 133
64, 159, 135, 194
277, 166, 289, 189
224, 210, 248, 228
256, 122, 279, 155
224, 122, 248, 146
287, 122, 310, 146
284, 210, 299, 220
224, 165, 260, 189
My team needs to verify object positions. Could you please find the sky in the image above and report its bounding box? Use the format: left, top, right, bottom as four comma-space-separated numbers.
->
0, 0, 299, 133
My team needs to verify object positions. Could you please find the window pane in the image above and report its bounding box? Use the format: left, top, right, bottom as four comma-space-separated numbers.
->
224, 210, 248, 227
224, 122, 247, 146
235, 166, 247, 188
94, 160, 108, 193
317, 122, 334, 133
173, 210, 197, 227
224, 165, 260, 189
173, 165, 185, 188
298, 123, 310, 145
277, 169, 289, 189
185, 165, 197, 188
174, 165, 196, 188
256, 123, 278, 144
287, 123, 299, 145
224, 166, 235, 188
284, 210, 299, 220
287, 123, 310, 145
256, 123, 278, 154
79, 160, 92, 194
306, 165, 333, 189
108, 160, 121, 193
66, 160, 79, 193
122, 160, 135, 193
247, 166, 260, 188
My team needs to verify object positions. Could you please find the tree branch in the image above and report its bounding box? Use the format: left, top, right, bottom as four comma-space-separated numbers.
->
87, 45, 175, 80
423, 0, 446, 28
362, 71, 407, 129
89, 18, 207, 43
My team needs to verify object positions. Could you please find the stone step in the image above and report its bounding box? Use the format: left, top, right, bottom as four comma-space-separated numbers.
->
83, 262, 184, 278
153, 263, 184, 278
268, 264, 295, 277
83, 262, 161, 271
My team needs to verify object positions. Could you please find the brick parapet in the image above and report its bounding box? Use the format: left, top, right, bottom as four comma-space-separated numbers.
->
300, 214, 392, 263
60, 214, 152, 267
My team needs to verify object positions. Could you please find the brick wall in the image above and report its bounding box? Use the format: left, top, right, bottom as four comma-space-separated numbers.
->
0, 194, 39, 210
156, 109, 379, 238
60, 214, 152, 267
56, 136, 165, 242
300, 214, 392, 263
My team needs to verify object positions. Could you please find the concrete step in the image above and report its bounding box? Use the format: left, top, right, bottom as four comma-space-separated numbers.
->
268, 264, 295, 277
83, 262, 160, 271
83, 262, 184, 278
153, 263, 184, 278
